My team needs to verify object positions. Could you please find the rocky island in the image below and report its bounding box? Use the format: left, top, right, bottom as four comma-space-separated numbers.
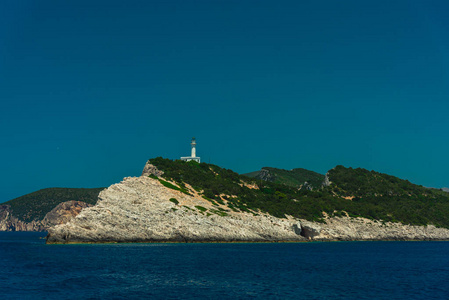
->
46, 158, 449, 243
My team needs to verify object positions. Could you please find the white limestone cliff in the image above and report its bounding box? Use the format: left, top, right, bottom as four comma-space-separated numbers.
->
46, 176, 305, 243
46, 171, 449, 244
300, 217, 449, 241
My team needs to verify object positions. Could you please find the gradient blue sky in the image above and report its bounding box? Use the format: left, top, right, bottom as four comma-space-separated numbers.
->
1, 1, 448, 201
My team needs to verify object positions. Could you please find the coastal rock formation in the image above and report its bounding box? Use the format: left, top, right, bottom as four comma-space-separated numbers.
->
41, 201, 93, 228
46, 176, 305, 244
0, 201, 92, 231
300, 218, 449, 241
141, 162, 164, 177
46, 174, 449, 244
0, 205, 44, 231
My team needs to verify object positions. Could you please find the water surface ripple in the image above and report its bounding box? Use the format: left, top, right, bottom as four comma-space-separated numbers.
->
1, 232, 448, 299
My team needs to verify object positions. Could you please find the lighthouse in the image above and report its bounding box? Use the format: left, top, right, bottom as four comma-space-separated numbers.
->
181, 137, 201, 163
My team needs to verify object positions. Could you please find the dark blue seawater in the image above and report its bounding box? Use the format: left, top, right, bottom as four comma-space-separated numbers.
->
1, 232, 449, 299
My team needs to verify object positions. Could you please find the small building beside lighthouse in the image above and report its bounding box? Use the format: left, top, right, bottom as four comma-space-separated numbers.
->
181, 137, 201, 163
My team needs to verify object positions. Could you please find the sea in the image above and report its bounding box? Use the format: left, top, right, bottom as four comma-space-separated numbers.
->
1, 232, 448, 299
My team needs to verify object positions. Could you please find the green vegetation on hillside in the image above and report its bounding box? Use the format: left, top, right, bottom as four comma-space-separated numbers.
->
149, 157, 341, 222
327, 166, 449, 227
169, 198, 179, 205
7, 158, 448, 228
245, 167, 325, 189
158, 178, 190, 194
241, 170, 261, 178
4, 188, 104, 222
149, 157, 449, 228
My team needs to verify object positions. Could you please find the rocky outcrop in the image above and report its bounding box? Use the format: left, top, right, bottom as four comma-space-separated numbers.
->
442, 187, 449, 193
141, 162, 164, 177
46, 176, 305, 244
322, 172, 331, 187
300, 181, 313, 191
46, 174, 449, 244
0, 205, 44, 231
300, 217, 449, 241
41, 201, 93, 228
0, 201, 92, 231
255, 169, 275, 182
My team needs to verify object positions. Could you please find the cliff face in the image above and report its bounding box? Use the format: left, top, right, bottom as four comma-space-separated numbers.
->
42, 201, 93, 228
46, 176, 305, 244
300, 217, 449, 241
0, 201, 92, 231
141, 163, 164, 177
0, 205, 44, 231
46, 174, 449, 244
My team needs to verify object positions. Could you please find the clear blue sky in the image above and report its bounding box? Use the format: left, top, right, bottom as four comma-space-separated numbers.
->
1, 0, 448, 201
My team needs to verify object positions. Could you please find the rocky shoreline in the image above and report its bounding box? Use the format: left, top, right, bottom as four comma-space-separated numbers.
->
46, 174, 449, 244
299, 218, 449, 241
0, 201, 92, 232
0, 205, 45, 231
46, 176, 304, 244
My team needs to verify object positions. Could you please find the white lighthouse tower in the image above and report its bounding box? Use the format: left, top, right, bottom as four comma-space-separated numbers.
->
181, 137, 201, 163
